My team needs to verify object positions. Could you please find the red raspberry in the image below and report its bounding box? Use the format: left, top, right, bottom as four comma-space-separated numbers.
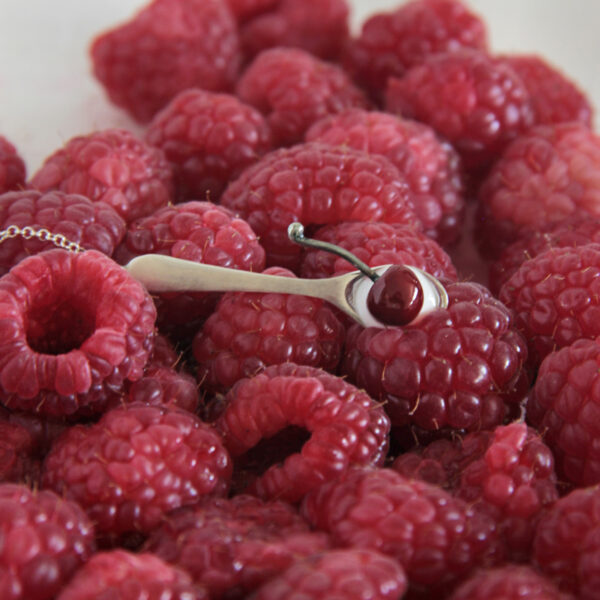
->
115, 201, 265, 335
448, 565, 570, 600
57, 550, 208, 600
30, 129, 173, 224
533, 485, 600, 599
42, 403, 232, 540
477, 122, 600, 258
146, 89, 273, 202
226, 0, 279, 22
235, 48, 369, 146
220, 142, 422, 270
528, 338, 600, 487
0, 250, 156, 417
0, 136, 26, 193
252, 549, 408, 600
0, 483, 95, 600
302, 467, 502, 593
215, 364, 390, 503
239, 0, 350, 62
499, 244, 600, 369
193, 267, 345, 392
90, 0, 241, 122
0, 421, 36, 485
499, 54, 593, 127
0, 190, 126, 275
343, 281, 529, 433
145, 494, 331, 598
385, 50, 534, 170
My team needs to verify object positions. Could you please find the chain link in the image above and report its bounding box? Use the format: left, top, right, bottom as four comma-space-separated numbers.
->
0, 225, 84, 253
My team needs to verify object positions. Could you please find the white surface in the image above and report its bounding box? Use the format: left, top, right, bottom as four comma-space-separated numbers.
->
0, 0, 597, 173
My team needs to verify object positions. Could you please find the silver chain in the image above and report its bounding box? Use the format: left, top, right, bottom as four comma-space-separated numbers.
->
0, 225, 84, 253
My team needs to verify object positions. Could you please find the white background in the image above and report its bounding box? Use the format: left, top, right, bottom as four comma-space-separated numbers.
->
0, 0, 598, 172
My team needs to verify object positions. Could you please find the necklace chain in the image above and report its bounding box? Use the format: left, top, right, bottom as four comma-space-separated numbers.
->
0, 225, 84, 253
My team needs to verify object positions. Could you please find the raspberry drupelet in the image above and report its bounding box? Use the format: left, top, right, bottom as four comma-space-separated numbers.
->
0, 190, 126, 275
0, 249, 156, 417
343, 280, 529, 433
0, 136, 26, 194
30, 129, 173, 224
220, 142, 422, 270
56, 550, 208, 600
235, 48, 369, 147
90, 0, 242, 122
385, 49, 534, 170
251, 548, 408, 600
477, 122, 600, 258
42, 403, 232, 541
146, 89, 273, 203
215, 363, 390, 503
0, 483, 95, 600
145, 494, 331, 599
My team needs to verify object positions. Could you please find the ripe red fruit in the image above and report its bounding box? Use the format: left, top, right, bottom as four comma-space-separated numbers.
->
0, 421, 36, 485
226, 0, 279, 22
0, 136, 26, 194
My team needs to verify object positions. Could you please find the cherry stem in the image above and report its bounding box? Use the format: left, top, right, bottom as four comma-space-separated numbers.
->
287, 222, 380, 282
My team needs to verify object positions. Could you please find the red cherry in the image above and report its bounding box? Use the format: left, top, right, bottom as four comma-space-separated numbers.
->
367, 266, 424, 326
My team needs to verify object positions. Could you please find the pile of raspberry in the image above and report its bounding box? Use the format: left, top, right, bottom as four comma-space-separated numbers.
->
1, 0, 600, 598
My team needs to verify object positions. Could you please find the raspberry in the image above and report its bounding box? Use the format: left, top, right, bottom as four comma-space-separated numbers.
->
215, 364, 390, 503
499, 244, 600, 369
0, 136, 26, 193
385, 49, 534, 170
528, 338, 600, 487
239, 0, 350, 62
227, 0, 279, 22
477, 122, 600, 258
146, 89, 273, 202
448, 565, 569, 600
220, 142, 422, 270
343, 281, 529, 432
0, 250, 156, 417
533, 485, 600, 599
0, 421, 36, 485
90, 0, 241, 122
252, 549, 408, 600
302, 467, 502, 593
115, 201, 265, 335
145, 494, 331, 598
42, 403, 232, 540
0, 483, 95, 600
30, 129, 173, 224
56, 550, 208, 600
0, 190, 126, 275
235, 48, 369, 146
499, 54, 593, 127
193, 267, 345, 392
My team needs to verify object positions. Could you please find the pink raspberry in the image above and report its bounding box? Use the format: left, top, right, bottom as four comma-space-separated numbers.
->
235, 48, 369, 146
90, 0, 241, 122
499, 54, 593, 127
0, 421, 36, 485
0, 483, 95, 600
215, 364, 390, 503
477, 122, 600, 258
0, 190, 126, 275
145, 494, 331, 599
42, 403, 232, 540
0, 136, 26, 193
448, 565, 570, 600
0, 250, 156, 417
499, 244, 600, 369
302, 467, 502, 593
193, 267, 345, 392
220, 142, 422, 270
226, 0, 279, 22
385, 49, 534, 170
57, 550, 207, 600
252, 549, 408, 600
528, 338, 600, 487
239, 0, 350, 62
30, 129, 173, 224
146, 89, 273, 202
534, 485, 600, 599
343, 281, 529, 433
